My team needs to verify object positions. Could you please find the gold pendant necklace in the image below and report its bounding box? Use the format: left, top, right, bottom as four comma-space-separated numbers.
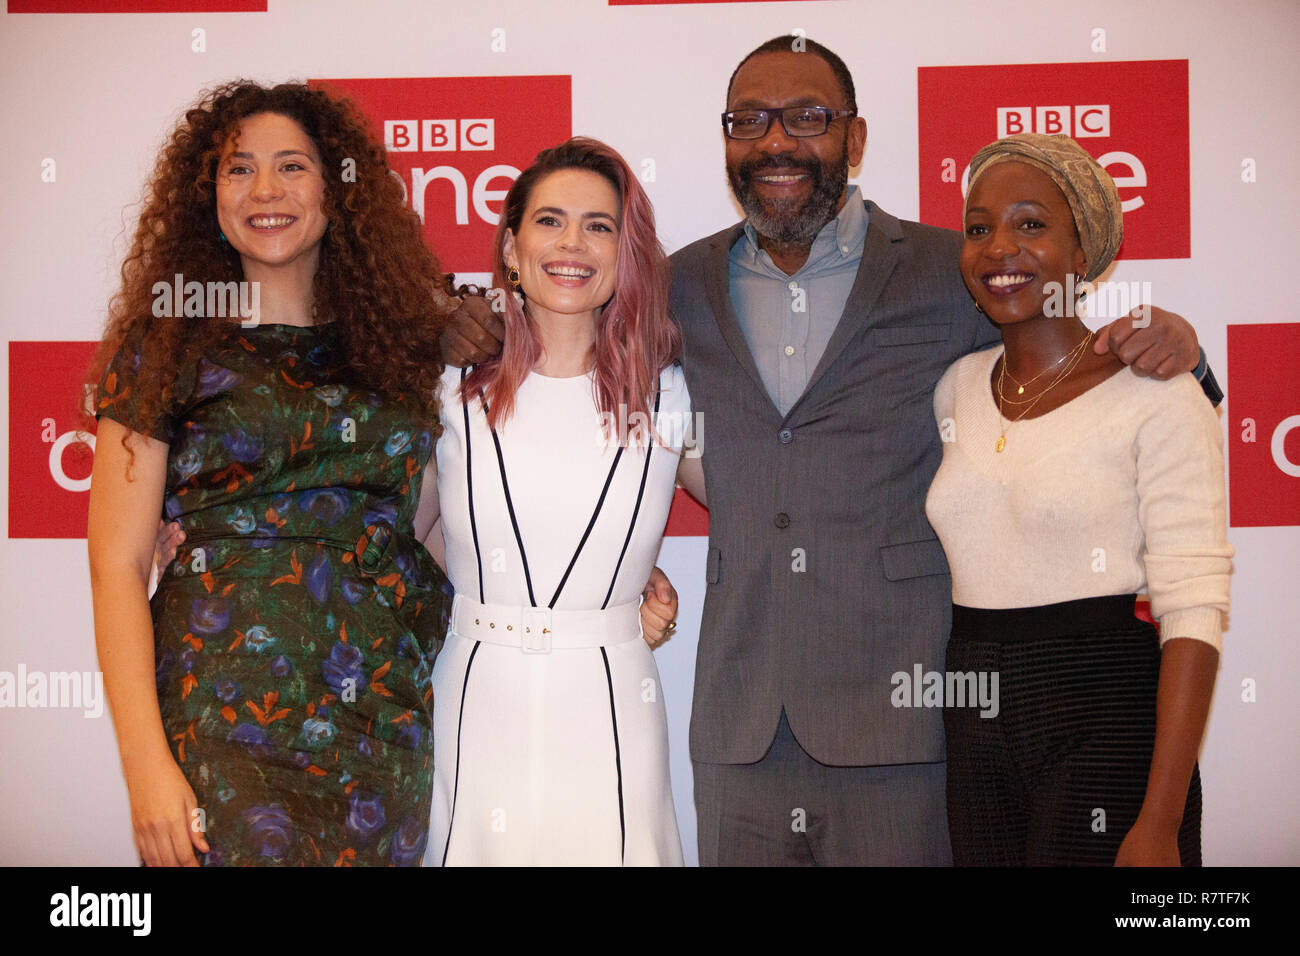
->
1001, 339, 1078, 396
995, 331, 1093, 452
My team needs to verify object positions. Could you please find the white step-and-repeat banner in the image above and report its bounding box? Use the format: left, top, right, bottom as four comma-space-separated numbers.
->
1, 0, 1296, 866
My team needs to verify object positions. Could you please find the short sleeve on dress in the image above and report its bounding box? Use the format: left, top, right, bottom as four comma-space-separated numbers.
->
94, 334, 191, 443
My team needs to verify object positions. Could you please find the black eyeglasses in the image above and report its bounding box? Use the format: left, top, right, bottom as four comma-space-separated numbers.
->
721, 106, 857, 140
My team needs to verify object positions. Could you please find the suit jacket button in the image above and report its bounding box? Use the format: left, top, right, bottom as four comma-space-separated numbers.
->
778, 427, 793, 444
774, 512, 791, 529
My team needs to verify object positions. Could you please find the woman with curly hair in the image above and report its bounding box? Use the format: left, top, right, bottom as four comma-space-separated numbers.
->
86, 81, 456, 866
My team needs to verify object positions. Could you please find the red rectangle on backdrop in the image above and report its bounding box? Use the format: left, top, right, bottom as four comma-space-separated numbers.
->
1226, 323, 1300, 528
310, 76, 572, 276
663, 487, 708, 536
9, 341, 99, 539
8, 1, 265, 10
918, 60, 1190, 262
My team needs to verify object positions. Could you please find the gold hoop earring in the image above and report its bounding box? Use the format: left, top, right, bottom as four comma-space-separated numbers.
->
507, 266, 520, 289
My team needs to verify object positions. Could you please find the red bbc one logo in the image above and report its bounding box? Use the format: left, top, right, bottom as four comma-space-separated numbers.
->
917, 60, 1190, 261
996, 105, 1110, 139
1226, 323, 1300, 528
385, 119, 496, 152
8, 1, 265, 10
310, 76, 572, 274
8, 341, 99, 539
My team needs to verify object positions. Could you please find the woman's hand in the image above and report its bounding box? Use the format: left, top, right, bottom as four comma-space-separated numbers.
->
124, 750, 209, 867
154, 520, 186, 579
640, 566, 679, 649
440, 293, 504, 367
1115, 815, 1181, 866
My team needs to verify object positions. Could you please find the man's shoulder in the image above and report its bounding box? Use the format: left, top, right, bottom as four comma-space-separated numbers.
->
669, 222, 741, 271
866, 203, 970, 306
900, 218, 964, 253
866, 200, 963, 252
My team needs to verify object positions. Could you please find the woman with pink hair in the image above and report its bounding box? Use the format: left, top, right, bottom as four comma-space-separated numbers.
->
420, 138, 705, 865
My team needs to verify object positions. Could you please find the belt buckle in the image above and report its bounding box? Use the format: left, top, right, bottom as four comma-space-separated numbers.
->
521, 607, 553, 654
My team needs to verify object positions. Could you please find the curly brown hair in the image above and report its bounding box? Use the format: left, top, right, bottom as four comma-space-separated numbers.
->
84, 79, 457, 460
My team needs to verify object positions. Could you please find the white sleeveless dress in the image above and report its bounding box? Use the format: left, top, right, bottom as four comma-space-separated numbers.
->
425, 363, 690, 866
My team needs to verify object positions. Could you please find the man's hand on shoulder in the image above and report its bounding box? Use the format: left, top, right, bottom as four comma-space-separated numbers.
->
1093, 305, 1199, 380
441, 292, 505, 368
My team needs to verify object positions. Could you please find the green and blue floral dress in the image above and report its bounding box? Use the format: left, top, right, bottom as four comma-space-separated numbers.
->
97, 322, 450, 866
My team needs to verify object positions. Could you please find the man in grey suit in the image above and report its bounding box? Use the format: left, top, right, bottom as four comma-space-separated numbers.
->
442, 35, 1208, 865
673, 36, 989, 866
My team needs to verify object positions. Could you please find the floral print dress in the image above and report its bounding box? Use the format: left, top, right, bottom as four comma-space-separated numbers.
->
97, 322, 450, 866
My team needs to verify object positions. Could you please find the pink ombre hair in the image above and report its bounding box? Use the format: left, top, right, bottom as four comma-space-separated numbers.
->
462, 137, 681, 438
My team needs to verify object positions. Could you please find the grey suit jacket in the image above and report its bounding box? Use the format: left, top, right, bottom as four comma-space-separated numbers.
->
669, 200, 999, 766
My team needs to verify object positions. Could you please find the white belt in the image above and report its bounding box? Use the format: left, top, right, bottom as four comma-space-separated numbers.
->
449, 593, 643, 653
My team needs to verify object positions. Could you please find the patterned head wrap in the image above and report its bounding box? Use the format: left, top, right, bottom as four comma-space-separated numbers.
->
964, 132, 1124, 282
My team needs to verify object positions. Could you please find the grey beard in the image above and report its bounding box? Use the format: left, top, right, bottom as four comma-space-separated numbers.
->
730, 152, 848, 246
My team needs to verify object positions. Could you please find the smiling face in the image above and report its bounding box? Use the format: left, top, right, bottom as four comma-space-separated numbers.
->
960, 161, 1088, 326
502, 167, 620, 329
215, 111, 329, 280
725, 51, 866, 245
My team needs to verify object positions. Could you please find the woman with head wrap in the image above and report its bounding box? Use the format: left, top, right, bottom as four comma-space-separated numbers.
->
924, 133, 1232, 866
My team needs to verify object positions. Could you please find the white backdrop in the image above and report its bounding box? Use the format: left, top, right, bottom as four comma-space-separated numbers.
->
1, 0, 1297, 866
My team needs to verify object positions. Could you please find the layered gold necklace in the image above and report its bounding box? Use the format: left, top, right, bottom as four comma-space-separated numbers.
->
995, 330, 1094, 453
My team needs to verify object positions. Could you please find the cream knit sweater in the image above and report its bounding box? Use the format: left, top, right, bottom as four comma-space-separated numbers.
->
925, 345, 1232, 649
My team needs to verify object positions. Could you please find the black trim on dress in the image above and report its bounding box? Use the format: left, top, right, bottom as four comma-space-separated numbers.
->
602, 377, 663, 609
461, 366, 484, 604
441, 639, 481, 866
600, 646, 627, 863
